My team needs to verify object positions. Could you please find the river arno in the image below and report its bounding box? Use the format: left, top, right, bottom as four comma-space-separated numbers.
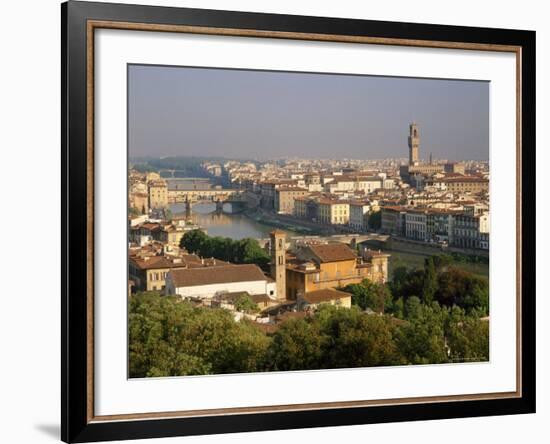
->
170, 202, 295, 240
169, 202, 488, 279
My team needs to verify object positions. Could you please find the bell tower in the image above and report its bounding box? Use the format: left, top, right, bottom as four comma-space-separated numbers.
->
270, 230, 287, 300
408, 122, 420, 166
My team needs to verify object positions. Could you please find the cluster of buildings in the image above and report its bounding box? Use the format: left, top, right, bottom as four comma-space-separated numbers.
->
222, 123, 490, 249
129, 170, 238, 216
129, 224, 390, 325
129, 217, 202, 247
129, 171, 169, 212
128, 169, 391, 323
381, 204, 489, 249
127, 121, 490, 326
376, 123, 489, 249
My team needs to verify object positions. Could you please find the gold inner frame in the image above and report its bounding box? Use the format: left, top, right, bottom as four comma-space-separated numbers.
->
86, 19, 523, 423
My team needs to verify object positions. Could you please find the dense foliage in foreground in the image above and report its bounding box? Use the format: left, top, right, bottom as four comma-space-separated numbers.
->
129, 289, 489, 378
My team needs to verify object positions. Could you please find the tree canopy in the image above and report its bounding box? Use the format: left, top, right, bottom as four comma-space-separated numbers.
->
129, 292, 270, 377
343, 279, 392, 313
390, 259, 489, 316
180, 230, 270, 268
234, 294, 260, 314
129, 252, 490, 377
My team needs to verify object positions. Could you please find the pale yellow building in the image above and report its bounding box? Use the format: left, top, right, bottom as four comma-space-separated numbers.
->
317, 199, 350, 225
148, 179, 168, 209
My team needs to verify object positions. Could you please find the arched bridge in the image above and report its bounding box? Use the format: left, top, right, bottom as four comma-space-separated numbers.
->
167, 189, 244, 204
256, 233, 389, 249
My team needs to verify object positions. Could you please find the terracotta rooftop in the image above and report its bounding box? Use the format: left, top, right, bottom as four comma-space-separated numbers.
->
130, 256, 187, 271
308, 243, 357, 263
170, 264, 270, 288
130, 253, 229, 270
139, 223, 161, 231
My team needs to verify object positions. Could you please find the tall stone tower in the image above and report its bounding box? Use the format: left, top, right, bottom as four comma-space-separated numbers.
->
270, 230, 287, 300
408, 122, 420, 166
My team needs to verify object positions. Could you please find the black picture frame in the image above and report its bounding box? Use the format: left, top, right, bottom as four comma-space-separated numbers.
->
61, 1, 536, 442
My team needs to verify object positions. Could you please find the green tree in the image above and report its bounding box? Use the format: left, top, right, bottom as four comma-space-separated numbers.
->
128, 292, 270, 377
445, 307, 489, 362
390, 262, 488, 316
436, 267, 489, 315
390, 267, 425, 301
234, 294, 260, 314
316, 305, 402, 368
396, 298, 449, 365
179, 229, 208, 254
403, 296, 423, 319
343, 279, 392, 313
431, 253, 453, 271
237, 238, 271, 268
146, 352, 212, 377
422, 257, 438, 304
268, 318, 324, 371
391, 297, 405, 319
179, 231, 270, 268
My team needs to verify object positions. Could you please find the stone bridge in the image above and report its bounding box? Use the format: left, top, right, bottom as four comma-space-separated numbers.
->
256, 233, 389, 249
167, 189, 244, 204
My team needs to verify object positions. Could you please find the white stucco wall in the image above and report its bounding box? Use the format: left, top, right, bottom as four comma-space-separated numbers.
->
172, 279, 276, 300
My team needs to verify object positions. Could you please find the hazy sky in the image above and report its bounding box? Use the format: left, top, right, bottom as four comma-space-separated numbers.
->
128, 64, 489, 161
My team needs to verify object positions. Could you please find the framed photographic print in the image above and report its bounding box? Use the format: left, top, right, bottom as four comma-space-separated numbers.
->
61, 1, 536, 442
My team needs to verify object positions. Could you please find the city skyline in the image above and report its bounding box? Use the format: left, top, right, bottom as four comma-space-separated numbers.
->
128, 65, 489, 161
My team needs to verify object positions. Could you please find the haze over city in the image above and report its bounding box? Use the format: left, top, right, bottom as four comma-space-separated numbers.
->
128, 64, 489, 161
128, 64, 491, 377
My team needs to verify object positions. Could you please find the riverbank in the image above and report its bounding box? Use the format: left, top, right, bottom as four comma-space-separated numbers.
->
387, 249, 489, 278
244, 208, 354, 236
243, 208, 322, 236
